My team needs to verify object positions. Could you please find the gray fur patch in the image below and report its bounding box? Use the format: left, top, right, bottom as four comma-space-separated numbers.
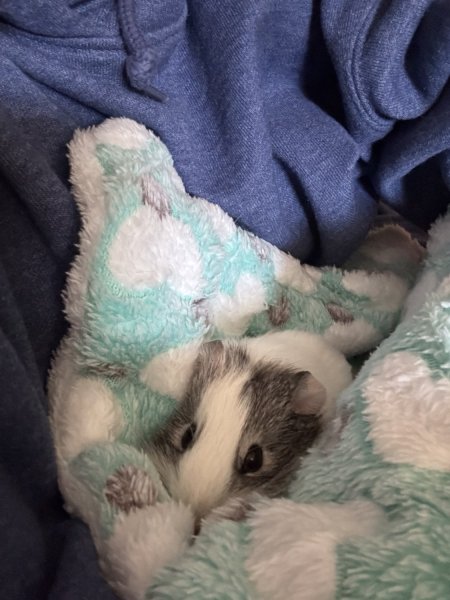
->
141, 173, 171, 218
232, 362, 322, 497
105, 465, 158, 513
326, 303, 354, 324
268, 293, 290, 326
148, 344, 324, 511
189, 340, 250, 401
148, 340, 250, 479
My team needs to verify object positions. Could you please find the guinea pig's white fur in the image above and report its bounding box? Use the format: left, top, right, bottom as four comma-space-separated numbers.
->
150, 331, 353, 519
244, 331, 352, 420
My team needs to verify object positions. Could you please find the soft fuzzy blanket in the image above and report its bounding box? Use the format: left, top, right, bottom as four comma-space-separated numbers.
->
49, 118, 432, 600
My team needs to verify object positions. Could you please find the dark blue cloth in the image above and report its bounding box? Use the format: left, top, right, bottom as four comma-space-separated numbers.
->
0, 1, 449, 598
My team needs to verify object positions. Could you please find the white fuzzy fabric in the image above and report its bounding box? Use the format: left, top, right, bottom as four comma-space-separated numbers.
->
56, 376, 122, 461
426, 214, 450, 256
342, 271, 408, 313
272, 252, 319, 293
246, 498, 386, 600
109, 207, 205, 296
49, 338, 124, 462
194, 196, 236, 243
323, 318, 379, 356
209, 273, 267, 336
139, 341, 202, 401
65, 129, 108, 327
363, 351, 450, 471
402, 269, 439, 321
88, 118, 155, 150
103, 501, 194, 600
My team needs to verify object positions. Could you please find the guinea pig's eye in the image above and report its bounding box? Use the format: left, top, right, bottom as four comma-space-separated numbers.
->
240, 444, 263, 474
180, 423, 196, 452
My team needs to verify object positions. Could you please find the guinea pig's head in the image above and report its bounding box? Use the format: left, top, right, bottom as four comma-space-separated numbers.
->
148, 338, 330, 520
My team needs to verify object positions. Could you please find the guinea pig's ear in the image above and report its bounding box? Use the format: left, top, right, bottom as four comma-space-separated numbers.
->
289, 372, 327, 416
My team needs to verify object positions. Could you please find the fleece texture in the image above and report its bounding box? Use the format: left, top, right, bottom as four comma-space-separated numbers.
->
49, 118, 424, 599
241, 212, 450, 600
2, 3, 449, 597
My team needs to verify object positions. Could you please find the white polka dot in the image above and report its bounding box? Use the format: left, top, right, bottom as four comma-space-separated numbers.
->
194, 197, 236, 243
323, 319, 379, 356
55, 377, 123, 461
363, 352, 450, 471
104, 501, 194, 600
247, 498, 386, 600
139, 342, 201, 401
209, 274, 267, 336
94, 117, 154, 149
273, 251, 318, 294
109, 207, 204, 296
342, 271, 408, 312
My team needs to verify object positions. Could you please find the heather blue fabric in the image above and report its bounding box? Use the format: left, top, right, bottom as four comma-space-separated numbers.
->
0, 1, 449, 598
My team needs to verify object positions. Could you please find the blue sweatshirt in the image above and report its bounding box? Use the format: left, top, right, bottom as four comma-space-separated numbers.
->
0, 1, 448, 598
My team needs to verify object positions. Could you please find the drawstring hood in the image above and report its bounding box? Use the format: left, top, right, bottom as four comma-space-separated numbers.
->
125, 47, 166, 102
0, 0, 187, 101
0, 0, 448, 261
117, 0, 187, 101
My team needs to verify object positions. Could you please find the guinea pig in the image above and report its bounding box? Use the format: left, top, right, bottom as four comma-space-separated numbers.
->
148, 330, 352, 521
